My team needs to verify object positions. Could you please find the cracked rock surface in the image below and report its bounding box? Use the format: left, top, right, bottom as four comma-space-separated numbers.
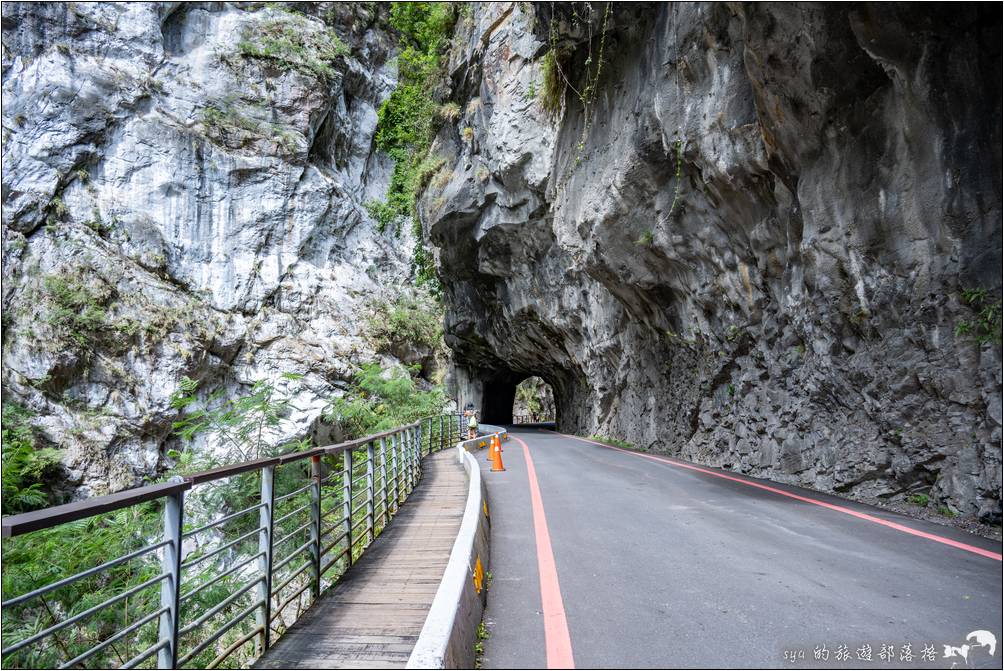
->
425, 3, 1002, 522
1, 2, 417, 496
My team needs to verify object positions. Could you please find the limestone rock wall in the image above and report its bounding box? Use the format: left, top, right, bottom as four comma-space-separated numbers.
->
425, 3, 1002, 520
1, 2, 416, 497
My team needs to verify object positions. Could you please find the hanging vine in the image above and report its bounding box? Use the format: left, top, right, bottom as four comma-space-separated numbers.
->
539, 1, 613, 187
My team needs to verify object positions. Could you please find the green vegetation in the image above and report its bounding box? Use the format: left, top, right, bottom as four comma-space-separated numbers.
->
2, 503, 165, 669
588, 434, 633, 450
370, 2, 459, 290
539, 47, 566, 115
955, 287, 1002, 346
45, 195, 69, 231
540, 2, 613, 164
170, 373, 310, 464
366, 292, 443, 356
41, 272, 114, 349
324, 363, 445, 439
8, 234, 27, 253
474, 619, 490, 663
237, 15, 349, 82
906, 493, 929, 507
200, 100, 298, 154
82, 207, 111, 236
2, 376, 318, 669
438, 102, 461, 122
937, 506, 956, 518
1, 404, 62, 514
635, 229, 653, 246
515, 379, 544, 418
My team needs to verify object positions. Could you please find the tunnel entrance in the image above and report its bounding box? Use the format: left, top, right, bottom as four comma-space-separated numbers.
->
512, 376, 555, 424
477, 370, 557, 425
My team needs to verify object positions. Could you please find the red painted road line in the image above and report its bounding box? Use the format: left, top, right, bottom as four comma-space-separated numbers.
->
557, 432, 1003, 563
515, 436, 575, 669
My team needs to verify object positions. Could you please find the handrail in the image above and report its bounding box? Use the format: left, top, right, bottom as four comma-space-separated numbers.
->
512, 414, 555, 425
1, 412, 465, 670
2, 417, 450, 538
1, 480, 191, 537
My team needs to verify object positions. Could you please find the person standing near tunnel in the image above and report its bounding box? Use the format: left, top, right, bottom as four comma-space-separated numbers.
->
467, 410, 479, 439
464, 402, 478, 439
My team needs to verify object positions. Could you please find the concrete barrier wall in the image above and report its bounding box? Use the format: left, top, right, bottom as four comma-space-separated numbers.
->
406, 438, 495, 669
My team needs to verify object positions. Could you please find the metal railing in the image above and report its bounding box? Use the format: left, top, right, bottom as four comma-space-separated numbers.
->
512, 414, 555, 425
1, 414, 464, 670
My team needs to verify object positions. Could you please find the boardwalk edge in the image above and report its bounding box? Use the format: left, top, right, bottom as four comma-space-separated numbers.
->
407, 437, 495, 668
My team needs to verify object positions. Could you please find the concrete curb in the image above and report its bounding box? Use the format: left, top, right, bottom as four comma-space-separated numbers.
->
406, 436, 496, 669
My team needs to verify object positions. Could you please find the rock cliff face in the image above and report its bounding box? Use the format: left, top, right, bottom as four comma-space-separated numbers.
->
425, 3, 1002, 520
3, 2, 1001, 522
1, 2, 418, 496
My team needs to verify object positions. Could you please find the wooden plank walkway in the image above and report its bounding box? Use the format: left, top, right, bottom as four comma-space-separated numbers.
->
255, 449, 468, 669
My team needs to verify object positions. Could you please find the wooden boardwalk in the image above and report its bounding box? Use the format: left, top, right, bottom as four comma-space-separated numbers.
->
255, 449, 468, 669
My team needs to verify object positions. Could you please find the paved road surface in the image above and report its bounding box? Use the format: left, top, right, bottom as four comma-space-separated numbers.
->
478, 428, 1002, 669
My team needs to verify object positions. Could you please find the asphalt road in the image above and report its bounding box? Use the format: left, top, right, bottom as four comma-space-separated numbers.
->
477, 427, 1003, 669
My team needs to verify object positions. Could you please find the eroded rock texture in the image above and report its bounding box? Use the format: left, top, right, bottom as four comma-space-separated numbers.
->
1, 2, 415, 496
426, 3, 1002, 520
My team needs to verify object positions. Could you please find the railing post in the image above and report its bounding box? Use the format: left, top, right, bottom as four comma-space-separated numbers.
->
411, 427, 419, 489
256, 465, 275, 653
310, 455, 322, 600
343, 449, 353, 566
158, 491, 184, 669
400, 431, 408, 498
439, 415, 444, 450
380, 437, 388, 524
405, 428, 414, 493
415, 425, 422, 481
366, 442, 375, 544
391, 433, 400, 511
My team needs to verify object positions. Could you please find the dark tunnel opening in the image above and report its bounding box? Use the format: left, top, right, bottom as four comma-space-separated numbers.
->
480, 370, 521, 425
478, 370, 558, 425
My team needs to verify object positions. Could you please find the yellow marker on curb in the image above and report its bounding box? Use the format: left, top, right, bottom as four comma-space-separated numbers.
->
473, 556, 484, 593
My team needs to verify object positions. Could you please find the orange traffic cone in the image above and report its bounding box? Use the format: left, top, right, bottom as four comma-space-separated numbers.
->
490, 435, 506, 472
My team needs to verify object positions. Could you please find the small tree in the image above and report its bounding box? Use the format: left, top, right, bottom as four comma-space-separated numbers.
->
169, 372, 310, 464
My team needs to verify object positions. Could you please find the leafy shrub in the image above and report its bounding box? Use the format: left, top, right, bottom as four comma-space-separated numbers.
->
2, 376, 315, 669
169, 372, 310, 463
237, 16, 349, 82
437, 102, 461, 122
41, 272, 113, 349
369, 2, 458, 291
539, 48, 566, 115
1, 404, 61, 514
199, 101, 297, 154
324, 363, 445, 439
955, 287, 1002, 346
366, 292, 443, 355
